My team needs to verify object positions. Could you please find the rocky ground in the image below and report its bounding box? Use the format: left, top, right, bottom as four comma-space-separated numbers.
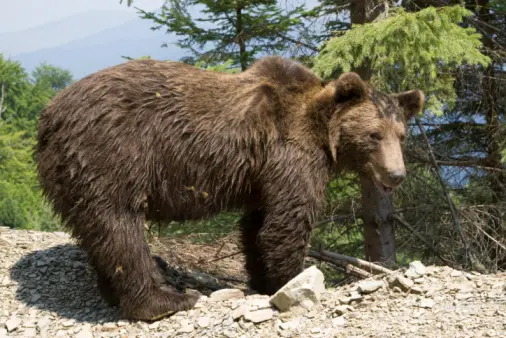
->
0, 227, 505, 338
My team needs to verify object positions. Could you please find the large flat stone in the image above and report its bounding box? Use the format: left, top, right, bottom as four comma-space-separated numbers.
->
269, 266, 325, 312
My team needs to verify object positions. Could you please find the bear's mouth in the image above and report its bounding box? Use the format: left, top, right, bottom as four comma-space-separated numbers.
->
380, 183, 393, 195
372, 177, 395, 195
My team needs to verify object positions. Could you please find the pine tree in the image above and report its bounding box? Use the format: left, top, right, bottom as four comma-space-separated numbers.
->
313, 5, 491, 114
311, 3, 493, 267
122, 0, 306, 70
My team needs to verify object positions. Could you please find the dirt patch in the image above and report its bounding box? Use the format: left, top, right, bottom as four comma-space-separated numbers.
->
149, 231, 249, 290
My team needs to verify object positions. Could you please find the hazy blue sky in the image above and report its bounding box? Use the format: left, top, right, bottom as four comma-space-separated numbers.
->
0, 0, 164, 33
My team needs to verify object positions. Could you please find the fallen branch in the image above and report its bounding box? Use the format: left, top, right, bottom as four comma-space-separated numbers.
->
208, 245, 393, 278
310, 249, 394, 275
308, 250, 372, 279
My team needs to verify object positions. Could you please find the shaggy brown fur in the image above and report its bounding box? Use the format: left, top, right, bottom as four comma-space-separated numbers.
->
35, 56, 424, 321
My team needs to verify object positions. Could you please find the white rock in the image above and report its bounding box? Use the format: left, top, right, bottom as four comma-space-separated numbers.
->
37, 317, 50, 330
349, 290, 362, 302
269, 266, 325, 312
455, 293, 473, 300
300, 299, 317, 310
232, 305, 248, 320
197, 316, 211, 328
75, 328, 94, 338
5, 316, 21, 332
148, 321, 159, 329
278, 318, 300, 330
209, 289, 245, 302
418, 298, 435, 308
53, 231, 70, 238
305, 311, 316, 319
246, 297, 272, 309
61, 319, 75, 327
390, 275, 414, 291
117, 320, 129, 327
244, 309, 274, 323
0, 328, 7, 337
332, 316, 346, 327
310, 327, 321, 334
178, 324, 195, 333
450, 270, 463, 277
405, 261, 427, 279
357, 280, 385, 294
23, 328, 37, 337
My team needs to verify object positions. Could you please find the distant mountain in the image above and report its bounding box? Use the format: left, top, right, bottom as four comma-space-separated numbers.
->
10, 15, 187, 79
0, 10, 136, 56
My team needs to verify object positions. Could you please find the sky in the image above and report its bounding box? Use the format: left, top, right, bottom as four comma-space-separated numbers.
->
0, 0, 165, 33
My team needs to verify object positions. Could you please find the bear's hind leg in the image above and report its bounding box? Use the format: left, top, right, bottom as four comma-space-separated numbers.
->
77, 208, 200, 321
97, 255, 176, 307
96, 273, 119, 306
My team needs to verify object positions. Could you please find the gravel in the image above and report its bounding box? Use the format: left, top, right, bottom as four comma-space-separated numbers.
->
1, 226, 505, 337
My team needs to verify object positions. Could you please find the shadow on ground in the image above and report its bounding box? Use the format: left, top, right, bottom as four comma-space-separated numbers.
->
9, 244, 236, 323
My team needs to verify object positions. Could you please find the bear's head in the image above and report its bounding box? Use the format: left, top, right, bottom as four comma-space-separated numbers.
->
312, 72, 424, 194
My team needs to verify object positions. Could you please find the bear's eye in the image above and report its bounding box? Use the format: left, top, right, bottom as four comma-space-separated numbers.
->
399, 134, 405, 142
370, 132, 383, 141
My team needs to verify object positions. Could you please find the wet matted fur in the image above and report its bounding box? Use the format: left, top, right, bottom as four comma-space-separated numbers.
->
35, 56, 424, 321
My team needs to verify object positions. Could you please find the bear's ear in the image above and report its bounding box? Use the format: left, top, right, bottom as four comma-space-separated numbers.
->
333, 72, 367, 105
394, 89, 425, 120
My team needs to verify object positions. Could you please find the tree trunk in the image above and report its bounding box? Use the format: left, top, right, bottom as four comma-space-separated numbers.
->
350, 0, 397, 265
475, 0, 506, 201
235, 6, 247, 71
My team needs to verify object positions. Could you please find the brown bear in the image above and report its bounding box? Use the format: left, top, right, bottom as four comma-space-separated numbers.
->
35, 55, 424, 321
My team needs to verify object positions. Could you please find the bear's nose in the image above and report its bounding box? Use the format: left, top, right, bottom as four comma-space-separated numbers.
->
388, 170, 406, 185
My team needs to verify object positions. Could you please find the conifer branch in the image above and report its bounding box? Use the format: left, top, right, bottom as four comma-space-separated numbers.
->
390, 214, 451, 265
414, 116, 471, 263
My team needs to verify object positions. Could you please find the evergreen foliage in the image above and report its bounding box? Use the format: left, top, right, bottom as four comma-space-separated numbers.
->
0, 54, 69, 230
301, 0, 351, 44
32, 62, 74, 92
122, 0, 305, 70
313, 5, 491, 115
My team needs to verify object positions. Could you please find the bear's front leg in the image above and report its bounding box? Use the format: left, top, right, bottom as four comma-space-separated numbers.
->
243, 167, 327, 295
254, 203, 317, 295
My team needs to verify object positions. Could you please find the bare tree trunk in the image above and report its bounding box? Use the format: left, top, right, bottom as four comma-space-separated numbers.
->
235, 6, 247, 71
0, 84, 6, 120
475, 0, 506, 201
350, 0, 396, 265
